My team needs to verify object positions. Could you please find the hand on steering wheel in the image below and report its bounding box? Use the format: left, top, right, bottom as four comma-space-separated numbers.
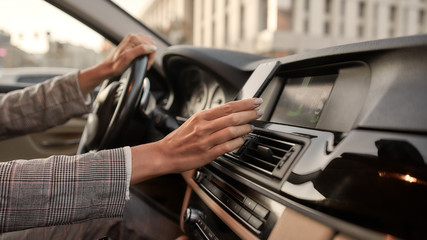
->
78, 55, 149, 152
76, 33, 156, 153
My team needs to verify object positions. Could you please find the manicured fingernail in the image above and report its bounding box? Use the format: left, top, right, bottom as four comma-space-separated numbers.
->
253, 98, 263, 105
243, 135, 251, 141
145, 45, 157, 51
257, 109, 264, 116
250, 125, 255, 131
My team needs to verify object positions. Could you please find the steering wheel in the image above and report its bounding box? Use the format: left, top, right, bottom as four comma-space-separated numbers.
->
77, 55, 149, 153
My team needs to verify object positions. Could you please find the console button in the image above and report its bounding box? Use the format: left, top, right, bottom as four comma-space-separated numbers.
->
209, 184, 221, 196
253, 204, 269, 219
227, 199, 242, 214
197, 219, 205, 228
217, 191, 228, 202
223, 195, 232, 205
238, 208, 251, 221
207, 229, 215, 240
248, 215, 263, 229
243, 197, 257, 211
202, 179, 221, 199
201, 179, 213, 191
202, 224, 208, 233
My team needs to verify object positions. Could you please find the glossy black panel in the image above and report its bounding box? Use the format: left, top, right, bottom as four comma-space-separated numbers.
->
284, 134, 427, 240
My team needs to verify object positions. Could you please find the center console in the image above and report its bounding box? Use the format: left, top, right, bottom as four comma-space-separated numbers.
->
181, 35, 427, 240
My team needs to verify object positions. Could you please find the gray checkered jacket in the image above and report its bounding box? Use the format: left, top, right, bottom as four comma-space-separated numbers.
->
0, 73, 128, 233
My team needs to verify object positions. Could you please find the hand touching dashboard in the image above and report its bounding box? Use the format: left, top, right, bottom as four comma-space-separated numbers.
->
165, 36, 427, 240
179, 68, 228, 118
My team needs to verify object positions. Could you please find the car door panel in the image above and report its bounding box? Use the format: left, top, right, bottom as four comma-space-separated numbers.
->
0, 118, 86, 162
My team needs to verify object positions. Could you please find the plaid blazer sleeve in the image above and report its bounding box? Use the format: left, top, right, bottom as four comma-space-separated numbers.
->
0, 71, 92, 140
0, 147, 128, 233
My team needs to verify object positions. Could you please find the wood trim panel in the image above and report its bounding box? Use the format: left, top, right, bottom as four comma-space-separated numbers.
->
181, 170, 259, 240
268, 208, 334, 240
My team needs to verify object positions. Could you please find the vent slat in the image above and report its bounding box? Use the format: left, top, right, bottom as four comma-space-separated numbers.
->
225, 132, 301, 178
245, 147, 287, 164
243, 154, 276, 169
257, 136, 294, 150
257, 143, 288, 155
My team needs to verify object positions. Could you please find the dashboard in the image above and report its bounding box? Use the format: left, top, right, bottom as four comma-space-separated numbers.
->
177, 67, 226, 118
46, 1, 427, 239
162, 35, 427, 240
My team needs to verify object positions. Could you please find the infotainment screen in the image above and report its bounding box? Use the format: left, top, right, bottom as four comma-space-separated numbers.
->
270, 74, 337, 128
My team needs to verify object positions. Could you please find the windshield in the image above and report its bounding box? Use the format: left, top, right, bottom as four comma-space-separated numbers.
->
1, 0, 426, 71
114, 0, 427, 58
0, 0, 113, 72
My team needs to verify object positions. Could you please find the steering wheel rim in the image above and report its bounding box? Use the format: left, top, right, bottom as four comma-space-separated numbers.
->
77, 55, 149, 153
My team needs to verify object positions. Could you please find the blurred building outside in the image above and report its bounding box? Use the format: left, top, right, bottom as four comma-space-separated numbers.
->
1, 0, 426, 69
0, 30, 37, 68
140, 0, 427, 57
0, 30, 110, 69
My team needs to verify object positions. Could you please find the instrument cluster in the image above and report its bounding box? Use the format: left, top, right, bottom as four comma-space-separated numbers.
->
179, 68, 226, 118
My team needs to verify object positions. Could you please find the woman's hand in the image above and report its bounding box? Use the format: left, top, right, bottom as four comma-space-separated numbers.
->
130, 98, 264, 184
102, 33, 157, 76
78, 33, 157, 96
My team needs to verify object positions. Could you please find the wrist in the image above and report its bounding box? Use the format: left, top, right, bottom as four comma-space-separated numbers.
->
130, 141, 169, 184
78, 61, 113, 95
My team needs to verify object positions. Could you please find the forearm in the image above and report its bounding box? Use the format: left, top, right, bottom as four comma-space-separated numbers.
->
0, 148, 128, 233
0, 72, 92, 140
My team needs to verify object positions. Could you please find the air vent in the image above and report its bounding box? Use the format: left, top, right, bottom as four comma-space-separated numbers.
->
225, 131, 302, 179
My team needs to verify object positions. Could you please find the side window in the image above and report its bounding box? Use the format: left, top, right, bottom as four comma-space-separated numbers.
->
0, 0, 113, 87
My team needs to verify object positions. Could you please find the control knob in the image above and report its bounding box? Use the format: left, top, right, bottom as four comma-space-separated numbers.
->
184, 208, 204, 224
